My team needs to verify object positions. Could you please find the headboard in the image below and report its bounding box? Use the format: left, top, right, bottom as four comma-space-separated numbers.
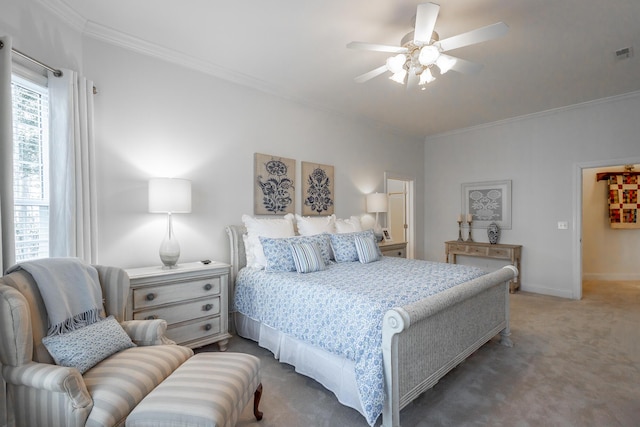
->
225, 225, 247, 287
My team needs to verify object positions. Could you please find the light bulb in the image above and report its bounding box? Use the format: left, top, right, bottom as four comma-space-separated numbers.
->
418, 45, 440, 66
389, 69, 407, 84
436, 55, 457, 74
386, 54, 407, 74
418, 68, 436, 85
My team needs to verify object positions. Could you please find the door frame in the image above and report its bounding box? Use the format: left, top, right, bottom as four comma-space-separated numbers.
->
385, 171, 415, 259
572, 156, 640, 300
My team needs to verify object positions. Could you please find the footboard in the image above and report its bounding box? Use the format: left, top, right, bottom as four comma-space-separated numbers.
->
381, 265, 517, 427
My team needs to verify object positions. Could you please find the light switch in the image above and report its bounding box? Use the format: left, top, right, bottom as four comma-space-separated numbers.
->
557, 221, 569, 230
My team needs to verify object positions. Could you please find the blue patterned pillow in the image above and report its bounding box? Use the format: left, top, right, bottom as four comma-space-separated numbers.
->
354, 234, 381, 263
260, 234, 332, 272
290, 242, 327, 273
42, 316, 135, 374
330, 229, 378, 263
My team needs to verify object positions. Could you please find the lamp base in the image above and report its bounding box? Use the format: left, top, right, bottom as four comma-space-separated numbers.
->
159, 213, 180, 268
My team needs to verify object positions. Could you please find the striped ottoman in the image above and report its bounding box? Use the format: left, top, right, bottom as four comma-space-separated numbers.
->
126, 352, 263, 427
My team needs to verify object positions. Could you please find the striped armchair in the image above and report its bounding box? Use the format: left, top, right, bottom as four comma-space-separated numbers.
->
0, 265, 194, 427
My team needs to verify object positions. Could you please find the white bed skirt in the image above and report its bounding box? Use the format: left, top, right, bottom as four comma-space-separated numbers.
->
235, 312, 366, 417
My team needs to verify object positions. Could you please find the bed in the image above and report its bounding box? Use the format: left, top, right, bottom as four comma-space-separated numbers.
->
226, 225, 517, 427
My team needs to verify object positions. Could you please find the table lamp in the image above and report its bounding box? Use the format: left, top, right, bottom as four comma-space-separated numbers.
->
149, 178, 192, 268
366, 192, 388, 241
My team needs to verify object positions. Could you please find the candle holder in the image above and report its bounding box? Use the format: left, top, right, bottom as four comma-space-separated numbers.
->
466, 220, 474, 242
457, 220, 464, 241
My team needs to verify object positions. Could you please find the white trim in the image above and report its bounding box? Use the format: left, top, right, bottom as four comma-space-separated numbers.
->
384, 172, 415, 259
36, 0, 87, 32
573, 155, 640, 300
35, 0, 421, 139
583, 273, 640, 281
428, 90, 640, 141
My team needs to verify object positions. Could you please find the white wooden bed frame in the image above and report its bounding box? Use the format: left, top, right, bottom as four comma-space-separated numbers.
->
226, 225, 517, 427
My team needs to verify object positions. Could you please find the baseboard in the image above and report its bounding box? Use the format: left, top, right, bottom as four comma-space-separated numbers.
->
583, 273, 640, 281
518, 283, 574, 299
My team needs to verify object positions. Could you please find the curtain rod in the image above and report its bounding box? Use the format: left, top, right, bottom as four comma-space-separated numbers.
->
0, 41, 63, 77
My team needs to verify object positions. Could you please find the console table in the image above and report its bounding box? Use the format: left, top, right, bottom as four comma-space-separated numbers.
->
445, 241, 522, 293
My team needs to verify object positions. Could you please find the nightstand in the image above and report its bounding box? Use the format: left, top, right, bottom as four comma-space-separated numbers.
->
125, 261, 232, 350
379, 241, 407, 258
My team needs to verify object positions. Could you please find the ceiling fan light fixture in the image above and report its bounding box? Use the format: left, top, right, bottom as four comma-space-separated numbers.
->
418, 68, 436, 85
389, 69, 407, 84
436, 55, 457, 74
418, 45, 440, 66
386, 54, 407, 74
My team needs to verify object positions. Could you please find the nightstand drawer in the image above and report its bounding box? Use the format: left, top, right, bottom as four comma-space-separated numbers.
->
166, 316, 221, 345
133, 277, 221, 309
382, 247, 406, 258
378, 242, 407, 258
133, 296, 220, 324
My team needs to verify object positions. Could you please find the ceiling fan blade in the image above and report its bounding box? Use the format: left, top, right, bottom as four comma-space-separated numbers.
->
354, 65, 389, 83
413, 2, 440, 44
438, 22, 509, 52
347, 41, 407, 53
442, 55, 484, 74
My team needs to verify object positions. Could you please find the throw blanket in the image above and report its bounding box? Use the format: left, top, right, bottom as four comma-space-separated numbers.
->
7, 258, 104, 335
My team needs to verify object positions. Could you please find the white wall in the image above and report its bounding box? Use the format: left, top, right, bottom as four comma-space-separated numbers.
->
82, 38, 425, 268
2, 1, 425, 272
582, 164, 640, 280
424, 92, 640, 298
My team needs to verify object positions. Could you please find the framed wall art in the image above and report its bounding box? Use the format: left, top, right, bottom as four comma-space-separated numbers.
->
301, 161, 334, 216
254, 153, 295, 215
461, 180, 512, 229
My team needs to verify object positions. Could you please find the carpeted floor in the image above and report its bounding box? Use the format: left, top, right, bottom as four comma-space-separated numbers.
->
199, 281, 640, 427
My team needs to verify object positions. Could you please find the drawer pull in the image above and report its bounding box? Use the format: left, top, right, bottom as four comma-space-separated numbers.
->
145, 315, 158, 320
145, 293, 155, 301
204, 323, 212, 331
204, 303, 213, 311
204, 283, 213, 291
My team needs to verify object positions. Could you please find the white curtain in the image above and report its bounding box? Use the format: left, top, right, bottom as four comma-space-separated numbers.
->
48, 69, 98, 263
0, 28, 12, 427
0, 36, 15, 273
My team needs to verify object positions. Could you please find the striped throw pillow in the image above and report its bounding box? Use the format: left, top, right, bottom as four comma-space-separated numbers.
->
290, 242, 327, 273
354, 235, 380, 264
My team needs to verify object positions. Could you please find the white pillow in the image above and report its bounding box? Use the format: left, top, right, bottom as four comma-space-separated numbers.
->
295, 214, 336, 235
335, 215, 363, 233
242, 213, 295, 268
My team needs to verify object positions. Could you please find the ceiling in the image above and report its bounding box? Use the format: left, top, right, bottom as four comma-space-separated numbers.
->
46, 0, 640, 138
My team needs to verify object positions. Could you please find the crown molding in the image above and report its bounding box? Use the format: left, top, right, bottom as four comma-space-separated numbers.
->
35, 0, 413, 139
37, 0, 87, 32
427, 89, 640, 141
83, 20, 284, 93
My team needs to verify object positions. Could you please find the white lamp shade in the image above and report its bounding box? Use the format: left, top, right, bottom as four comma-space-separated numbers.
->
149, 178, 192, 213
366, 192, 388, 213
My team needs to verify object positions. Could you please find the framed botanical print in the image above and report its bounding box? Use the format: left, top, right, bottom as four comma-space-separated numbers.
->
254, 153, 295, 215
461, 180, 512, 229
301, 161, 334, 216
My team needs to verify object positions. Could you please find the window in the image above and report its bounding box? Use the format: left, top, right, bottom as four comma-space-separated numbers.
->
11, 72, 50, 261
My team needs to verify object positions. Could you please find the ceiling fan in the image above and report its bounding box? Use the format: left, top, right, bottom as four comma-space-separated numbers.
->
347, 2, 508, 89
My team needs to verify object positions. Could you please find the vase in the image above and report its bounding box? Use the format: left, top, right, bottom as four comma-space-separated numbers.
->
487, 222, 500, 244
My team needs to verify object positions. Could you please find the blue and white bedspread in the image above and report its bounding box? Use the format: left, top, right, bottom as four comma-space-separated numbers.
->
234, 257, 487, 425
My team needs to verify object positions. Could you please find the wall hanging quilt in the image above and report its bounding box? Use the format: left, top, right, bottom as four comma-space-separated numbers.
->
607, 175, 639, 229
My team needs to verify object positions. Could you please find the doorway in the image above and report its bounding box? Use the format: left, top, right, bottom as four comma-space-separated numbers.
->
385, 172, 415, 259
573, 157, 640, 299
